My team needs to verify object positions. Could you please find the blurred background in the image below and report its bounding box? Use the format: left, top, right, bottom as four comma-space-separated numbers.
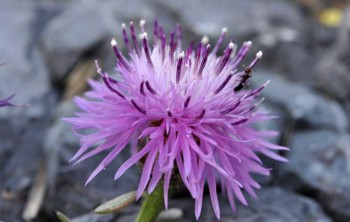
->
0, 0, 350, 221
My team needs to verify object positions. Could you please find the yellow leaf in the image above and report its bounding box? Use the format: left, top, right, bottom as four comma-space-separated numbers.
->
319, 8, 343, 27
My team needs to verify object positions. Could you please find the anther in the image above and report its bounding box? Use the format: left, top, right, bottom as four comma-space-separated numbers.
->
214, 74, 233, 94
176, 23, 182, 51
184, 96, 191, 108
140, 19, 146, 33
153, 20, 158, 45
194, 42, 202, 71
185, 41, 194, 65
96, 60, 125, 99
122, 23, 132, 52
247, 50, 263, 69
201, 36, 209, 45
161, 34, 166, 61
169, 32, 176, 61
145, 81, 157, 94
176, 51, 185, 83
197, 44, 210, 76
111, 39, 130, 70
220, 100, 241, 115
195, 109, 206, 119
130, 21, 140, 56
131, 99, 147, 115
231, 41, 252, 68
216, 42, 234, 75
140, 81, 145, 96
231, 118, 248, 125
142, 32, 153, 67
212, 27, 227, 54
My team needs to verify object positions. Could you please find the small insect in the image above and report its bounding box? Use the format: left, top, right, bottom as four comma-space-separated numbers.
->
234, 67, 252, 92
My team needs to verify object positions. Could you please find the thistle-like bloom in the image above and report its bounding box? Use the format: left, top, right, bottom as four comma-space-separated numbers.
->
65, 21, 288, 219
0, 94, 16, 107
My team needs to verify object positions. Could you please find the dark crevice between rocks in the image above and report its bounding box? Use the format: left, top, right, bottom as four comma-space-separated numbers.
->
56, 43, 105, 100
270, 115, 295, 186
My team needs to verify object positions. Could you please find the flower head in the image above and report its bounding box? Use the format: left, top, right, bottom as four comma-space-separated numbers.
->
65, 21, 288, 219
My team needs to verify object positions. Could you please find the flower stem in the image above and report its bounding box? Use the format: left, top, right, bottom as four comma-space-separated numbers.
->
135, 185, 164, 222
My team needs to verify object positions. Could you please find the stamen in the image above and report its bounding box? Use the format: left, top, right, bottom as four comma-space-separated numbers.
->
184, 96, 191, 108
201, 36, 209, 46
167, 110, 173, 117
130, 21, 140, 56
212, 27, 227, 54
231, 41, 252, 68
220, 100, 241, 115
231, 118, 248, 125
122, 23, 132, 52
176, 51, 185, 83
248, 51, 263, 69
216, 42, 234, 75
161, 34, 166, 61
158, 25, 164, 39
111, 39, 130, 70
194, 42, 202, 71
176, 23, 182, 51
140, 81, 145, 96
195, 109, 206, 119
169, 32, 176, 61
214, 73, 233, 94
185, 41, 194, 65
142, 32, 153, 67
197, 44, 210, 76
153, 20, 158, 46
96, 60, 125, 99
131, 99, 147, 115
95, 60, 118, 84
145, 81, 157, 94
245, 81, 269, 98
140, 19, 146, 33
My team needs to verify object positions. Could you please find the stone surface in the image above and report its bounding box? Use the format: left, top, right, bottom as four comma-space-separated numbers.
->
157, 0, 303, 44
251, 71, 348, 131
41, 1, 113, 81
188, 187, 331, 222
116, 188, 332, 222
0, 1, 56, 221
280, 130, 350, 221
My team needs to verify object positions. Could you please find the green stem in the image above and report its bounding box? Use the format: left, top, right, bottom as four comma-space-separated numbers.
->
135, 185, 164, 222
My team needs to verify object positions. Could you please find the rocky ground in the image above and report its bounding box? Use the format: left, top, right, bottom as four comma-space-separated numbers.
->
0, 0, 349, 221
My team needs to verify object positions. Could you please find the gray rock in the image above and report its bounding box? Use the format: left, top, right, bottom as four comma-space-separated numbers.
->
103, 0, 156, 22
280, 130, 350, 221
315, 53, 350, 101
156, 0, 303, 44
167, 187, 332, 222
41, 1, 113, 81
116, 188, 331, 222
251, 71, 348, 131
0, 1, 56, 221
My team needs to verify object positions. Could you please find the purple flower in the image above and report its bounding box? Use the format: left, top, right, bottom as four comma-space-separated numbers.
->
0, 94, 16, 107
64, 21, 288, 219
